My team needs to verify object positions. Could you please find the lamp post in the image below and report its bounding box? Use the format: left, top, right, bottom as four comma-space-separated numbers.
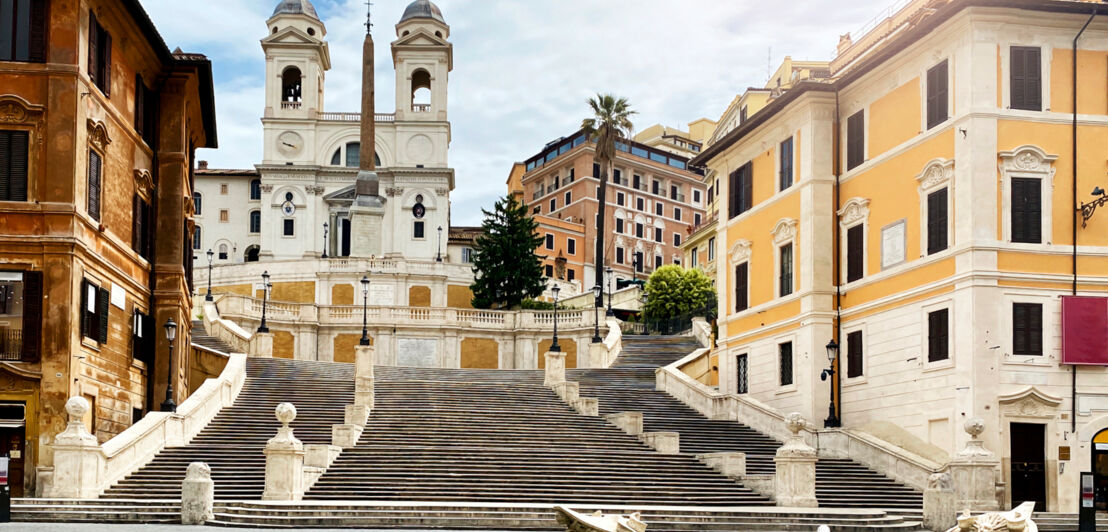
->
591, 284, 602, 343
258, 270, 271, 333
605, 266, 614, 317
1078, 186, 1108, 228
436, 226, 443, 262
204, 248, 214, 301
631, 255, 638, 283
821, 339, 841, 428
161, 317, 178, 413
359, 275, 370, 346
550, 285, 561, 352
322, 222, 329, 259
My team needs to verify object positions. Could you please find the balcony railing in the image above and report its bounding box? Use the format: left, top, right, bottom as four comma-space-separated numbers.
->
0, 328, 22, 361
280, 101, 301, 110
412, 104, 431, 112
317, 112, 397, 122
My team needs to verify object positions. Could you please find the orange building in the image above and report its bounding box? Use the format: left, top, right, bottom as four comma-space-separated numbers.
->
513, 130, 707, 292
0, 0, 216, 495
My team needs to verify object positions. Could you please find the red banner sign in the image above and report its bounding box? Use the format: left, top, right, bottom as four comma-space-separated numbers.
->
1061, 295, 1108, 365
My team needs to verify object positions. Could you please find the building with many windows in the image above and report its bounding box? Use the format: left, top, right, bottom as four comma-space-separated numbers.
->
0, 0, 216, 496
511, 130, 707, 294
691, 0, 1108, 513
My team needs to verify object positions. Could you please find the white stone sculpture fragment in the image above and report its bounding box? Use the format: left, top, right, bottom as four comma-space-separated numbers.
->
181, 462, 214, 525
554, 506, 647, 532
944, 501, 1037, 532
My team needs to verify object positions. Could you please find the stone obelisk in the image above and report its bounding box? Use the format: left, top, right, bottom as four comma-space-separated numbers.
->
349, 2, 385, 257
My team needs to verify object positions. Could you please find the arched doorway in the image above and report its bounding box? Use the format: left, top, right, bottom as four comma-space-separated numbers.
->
244, 245, 260, 263
1095, 428, 1108, 511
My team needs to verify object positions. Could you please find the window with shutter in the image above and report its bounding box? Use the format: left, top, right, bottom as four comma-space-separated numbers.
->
736, 354, 748, 394
80, 280, 92, 339
87, 149, 101, 221
927, 188, 948, 254
2, 0, 49, 63
847, 330, 863, 378
735, 262, 748, 312
1013, 302, 1043, 356
1010, 47, 1041, 111
134, 75, 145, 137
87, 13, 112, 96
96, 286, 109, 343
0, 130, 29, 201
779, 243, 793, 297
846, 224, 864, 282
20, 271, 42, 362
928, 308, 949, 362
847, 110, 865, 170
1011, 177, 1041, 243
132, 194, 146, 257
779, 342, 793, 386
779, 137, 794, 190
926, 61, 948, 129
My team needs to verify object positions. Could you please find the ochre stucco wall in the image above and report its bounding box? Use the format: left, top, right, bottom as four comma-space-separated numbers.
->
332, 334, 369, 363
273, 331, 295, 359
214, 283, 252, 297
331, 284, 354, 305
460, 337, 498, 368
538, 339, 577, 369
447, 284, 474, 308
409, 285, 431, 307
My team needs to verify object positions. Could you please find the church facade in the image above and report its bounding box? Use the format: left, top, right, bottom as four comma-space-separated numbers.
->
194, 0, 456, 265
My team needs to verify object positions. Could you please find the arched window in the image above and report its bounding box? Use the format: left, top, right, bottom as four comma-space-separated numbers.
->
192, 226, 202, 250
330, 142, 381, 167
281, 67, 302, 103
218, 243, 229, 260
249, 210, 261, 233
411, 68, 431, 111
250, 179, 261, 200
193, 192, 202, 215
244, 245, 260, 263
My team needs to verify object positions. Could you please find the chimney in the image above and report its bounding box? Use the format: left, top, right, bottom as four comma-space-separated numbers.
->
198, 160, 209, 170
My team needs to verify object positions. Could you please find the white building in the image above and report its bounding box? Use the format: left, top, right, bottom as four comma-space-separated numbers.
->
194, 0, 456, 265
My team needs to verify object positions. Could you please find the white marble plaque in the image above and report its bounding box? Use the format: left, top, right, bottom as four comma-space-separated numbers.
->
110, 284, 126, 310
370, 284, 395, 306
881, 220, 906, 269
397, 338, 438, 367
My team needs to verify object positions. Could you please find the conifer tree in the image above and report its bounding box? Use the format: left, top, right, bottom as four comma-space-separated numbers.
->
470, 195, 545, 309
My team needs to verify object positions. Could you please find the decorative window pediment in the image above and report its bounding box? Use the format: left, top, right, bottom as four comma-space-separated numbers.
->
0, 95, 45, 127
86, 118, 112, 152
916, 158, 954, 193
730, 239, 752, 263
133, 169, 154, 197
771, 218, 798, 245
837, 198, 870, 227
999, 145, 1057, 178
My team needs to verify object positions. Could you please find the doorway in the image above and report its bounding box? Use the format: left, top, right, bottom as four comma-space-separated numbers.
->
0, 402, 26, 497
1094, 428, 1108, 511
1010, 422, 1046, 511
341, 219, 351, 257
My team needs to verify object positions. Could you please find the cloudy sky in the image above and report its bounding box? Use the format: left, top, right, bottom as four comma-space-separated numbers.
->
145, 0, 892, 226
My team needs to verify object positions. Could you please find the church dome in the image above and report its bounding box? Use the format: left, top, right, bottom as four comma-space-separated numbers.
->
272, 0, 320, 20
399, 0, 445, 24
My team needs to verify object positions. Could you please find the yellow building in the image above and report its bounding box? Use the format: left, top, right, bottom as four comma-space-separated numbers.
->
691, 0, 1108, 513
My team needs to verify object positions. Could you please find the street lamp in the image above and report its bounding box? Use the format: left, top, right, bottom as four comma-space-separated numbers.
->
322, 222, 329, 259
591, 284, 602, 343
161, 317, 178, 413
821, 339, 841, 428
631, 255, 638, 283
605, 266, 614, 317
204, 249, 214, 301
436, 226, 443, 262
550, 284, 561, 352
359, 275, 370, 346
258, 270, 271, 333
1079, 186, 1108, 228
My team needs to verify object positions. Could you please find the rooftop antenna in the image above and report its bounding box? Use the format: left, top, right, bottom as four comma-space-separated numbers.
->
766, 47, 772, 83
365, 0, 373, 33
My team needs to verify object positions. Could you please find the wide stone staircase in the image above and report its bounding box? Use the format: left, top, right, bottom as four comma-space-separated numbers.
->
101, 357, 353, 499
568, 335, 925, 511
190, 319, 236, 353
306, 366, 770, 506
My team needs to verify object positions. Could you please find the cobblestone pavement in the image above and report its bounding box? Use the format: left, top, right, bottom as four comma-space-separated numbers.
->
1, 525, 507, 532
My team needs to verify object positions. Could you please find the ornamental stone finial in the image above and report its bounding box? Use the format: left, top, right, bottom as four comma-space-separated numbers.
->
275, 403, 297, 427
785, 412, 805, 436
964, 417, 985, 439
65, 396, 90, 421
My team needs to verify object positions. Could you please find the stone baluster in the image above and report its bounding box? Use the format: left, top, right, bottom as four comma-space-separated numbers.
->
262, 403, 304, 501
45, 397, 103, 499
948, 418, 1001, 511
544, 351, 566, 386
181, 462, 214, 525
774, 413, 818, 507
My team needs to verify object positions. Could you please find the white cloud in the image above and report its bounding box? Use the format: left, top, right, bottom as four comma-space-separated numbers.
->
144, 0, 892, 225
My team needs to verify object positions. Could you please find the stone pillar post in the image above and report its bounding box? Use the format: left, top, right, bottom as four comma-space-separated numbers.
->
588, 342, 608, 369
251, 332, 273, 358
948, 418, 1000, 511
774, 413, 818, 508
46, 397, 103, 499
354, 344, 375, 408
181, 462, 214, 525
544, 351, 566, 386
262, 403, 304, 501
923, 472, 956, 531
605, 411, 643, 436
349, 204, 385, 257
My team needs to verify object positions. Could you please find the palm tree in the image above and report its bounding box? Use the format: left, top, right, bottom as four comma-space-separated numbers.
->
581, 93, 636, 306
